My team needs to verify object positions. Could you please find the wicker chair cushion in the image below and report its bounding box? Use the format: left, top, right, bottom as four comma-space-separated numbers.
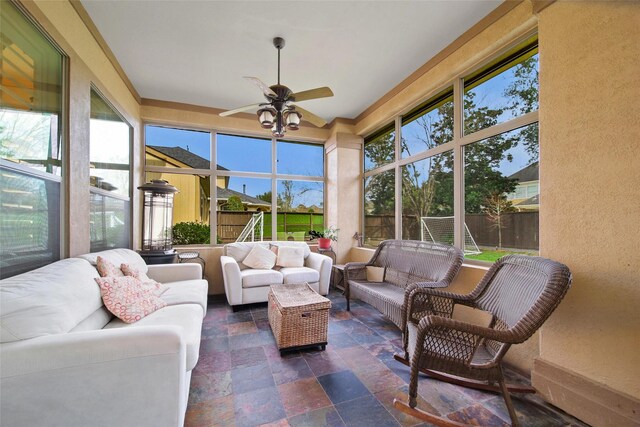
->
241, 269, 283, 288
349, 280, 405, 327
280, 267, 319, 284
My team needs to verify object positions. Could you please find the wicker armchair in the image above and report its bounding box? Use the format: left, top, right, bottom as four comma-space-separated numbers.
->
344, 240, 463, 328
393, 255, 572, 427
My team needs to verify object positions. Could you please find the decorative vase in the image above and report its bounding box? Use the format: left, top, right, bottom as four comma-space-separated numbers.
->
318, 238, 332, 249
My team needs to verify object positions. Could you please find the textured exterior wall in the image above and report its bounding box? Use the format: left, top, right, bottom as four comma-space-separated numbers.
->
537, 0, 640, 399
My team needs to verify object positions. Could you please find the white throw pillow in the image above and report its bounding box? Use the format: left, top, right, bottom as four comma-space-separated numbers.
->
242, 244, 277, 269
276, 246, 305, 268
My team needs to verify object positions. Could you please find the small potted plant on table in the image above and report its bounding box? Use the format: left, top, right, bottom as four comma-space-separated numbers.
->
309, 226, 339, 249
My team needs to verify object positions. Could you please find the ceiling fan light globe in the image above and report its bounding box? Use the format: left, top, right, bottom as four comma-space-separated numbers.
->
257, 108, 276, 128
285, 111, 301, 130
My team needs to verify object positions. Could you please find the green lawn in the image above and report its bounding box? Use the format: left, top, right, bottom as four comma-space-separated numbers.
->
465, 249, 538, 263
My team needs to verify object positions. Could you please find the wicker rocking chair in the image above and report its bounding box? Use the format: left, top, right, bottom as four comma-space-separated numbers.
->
393, 255, 572, 427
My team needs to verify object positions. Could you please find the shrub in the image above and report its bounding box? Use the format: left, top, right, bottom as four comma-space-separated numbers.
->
172, 221, 210, 245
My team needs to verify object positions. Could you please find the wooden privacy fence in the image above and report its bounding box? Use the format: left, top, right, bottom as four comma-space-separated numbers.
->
217, 211, 324, 243
365, 212, 539, 250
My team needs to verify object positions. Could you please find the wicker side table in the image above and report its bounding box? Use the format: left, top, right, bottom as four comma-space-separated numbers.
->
268, 283, 331, 355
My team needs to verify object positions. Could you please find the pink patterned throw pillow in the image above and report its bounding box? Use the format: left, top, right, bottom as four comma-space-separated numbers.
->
120, 263, 168, 296
96, 256, 124, 277
96, 276, 166, 323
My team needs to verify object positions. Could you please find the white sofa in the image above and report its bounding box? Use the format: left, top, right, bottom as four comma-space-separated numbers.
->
220, 241, 332, 308
0, 248, 208, 427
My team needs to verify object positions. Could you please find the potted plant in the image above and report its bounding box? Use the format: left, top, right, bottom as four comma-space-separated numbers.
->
309, 226, 339, 249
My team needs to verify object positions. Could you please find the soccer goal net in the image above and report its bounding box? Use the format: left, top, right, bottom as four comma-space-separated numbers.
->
420, 216, 481, 255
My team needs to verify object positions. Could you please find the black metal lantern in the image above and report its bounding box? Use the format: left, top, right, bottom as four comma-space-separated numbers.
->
138, 179, 178, 264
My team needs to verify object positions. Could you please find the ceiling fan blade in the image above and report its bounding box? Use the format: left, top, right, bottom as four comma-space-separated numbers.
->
219, 103, 263, 117
293, 105, 327, 128
244, 76, 277, 98
291, 87, 334, 102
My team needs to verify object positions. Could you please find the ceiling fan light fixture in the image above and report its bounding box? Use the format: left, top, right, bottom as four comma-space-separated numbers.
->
285, 110, 301, 130
271, 123, 285, 138
257, 107, 276, 128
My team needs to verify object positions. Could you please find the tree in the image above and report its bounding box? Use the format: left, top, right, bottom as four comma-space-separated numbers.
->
504, 55, 539, 162
364, 132, 395, 215
256, 191, 272, 204
482, 192, 515, 249
222, 195, 244, 211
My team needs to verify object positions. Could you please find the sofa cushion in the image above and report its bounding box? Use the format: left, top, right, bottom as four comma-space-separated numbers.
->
241, 269, 283, 289
96, 276, 167, 324
270, 241, 310, 258
104, 304, 203, 371
160, 279, 208, 314
121, 263, 168, 296
224, 242, 270, 270
97, 256, 124, 277
242, 244, 277, 269
276, 246, 305, 268
280, 267, 320, 284
0, 258, 102, 343
76, 248, 148, 275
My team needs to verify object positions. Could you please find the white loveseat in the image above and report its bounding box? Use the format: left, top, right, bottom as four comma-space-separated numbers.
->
220, 241, 332, 308
0, 248, 208, 427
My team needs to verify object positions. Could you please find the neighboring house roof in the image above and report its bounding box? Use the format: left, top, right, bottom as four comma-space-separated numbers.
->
508, 161, 539, 182
517, 194, 539, 206
147, 145, 228, 170
217, 187, 270, 206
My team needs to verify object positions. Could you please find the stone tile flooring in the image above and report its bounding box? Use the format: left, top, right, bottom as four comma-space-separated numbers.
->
186, 291, 589, 427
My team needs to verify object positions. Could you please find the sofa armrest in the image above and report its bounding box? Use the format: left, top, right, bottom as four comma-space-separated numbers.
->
147, 263, 202, 283
1, 326, 187, 427
306, 252, 333, 295
220, 255, 242, 305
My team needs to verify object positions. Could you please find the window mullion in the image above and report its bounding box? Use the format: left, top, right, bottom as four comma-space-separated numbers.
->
453, 77, 464, 250
211, 131, 217, 245
394, 115, 402, 240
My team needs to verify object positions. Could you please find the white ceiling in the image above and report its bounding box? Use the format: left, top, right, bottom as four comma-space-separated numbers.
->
81, 0, 502, 122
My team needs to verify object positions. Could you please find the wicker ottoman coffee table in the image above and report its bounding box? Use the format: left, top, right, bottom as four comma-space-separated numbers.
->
268, 283, 331, 355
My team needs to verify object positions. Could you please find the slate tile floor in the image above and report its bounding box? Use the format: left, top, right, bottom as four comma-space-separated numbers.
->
186, 291, 589, 427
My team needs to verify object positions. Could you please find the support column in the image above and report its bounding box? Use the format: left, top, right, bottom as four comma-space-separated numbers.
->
325, 126, 362, 264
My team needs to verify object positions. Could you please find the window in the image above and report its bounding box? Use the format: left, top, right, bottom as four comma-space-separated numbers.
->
401, 90, 453, 158
464, 41, 538, 134
217, 134, 270, 173
277, 180, 324, 241
364, 124, 394, 172
89, 88, 131, 251
464, 124, 539, 260
144, 125, 324, 245
145, 125, 212, 245
402, 152, 453, 240
277, 140, 323, 176
362, 37, 539, 262
145, 125, 210, 168
364, 170, 395, 246
0, 1, 64, 278
217, 176, 270, 243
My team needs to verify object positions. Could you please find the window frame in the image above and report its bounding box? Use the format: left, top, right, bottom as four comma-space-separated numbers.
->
362, 32, 539, 264
88, 85, 134, 251
0, 0, 68, 278
143, 124, 325, 246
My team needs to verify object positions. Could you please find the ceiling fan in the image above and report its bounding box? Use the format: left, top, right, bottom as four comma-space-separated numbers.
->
219, 37, 334, 137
